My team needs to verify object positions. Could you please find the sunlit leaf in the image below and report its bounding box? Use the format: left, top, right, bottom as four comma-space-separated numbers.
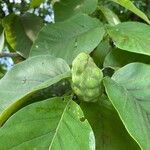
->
0, 55, 70, 126
30, 14, 105, 64
30, 0, 45, 8
107, 22, 150, 56
0, 97, 95, 150
104, 63, 150, 149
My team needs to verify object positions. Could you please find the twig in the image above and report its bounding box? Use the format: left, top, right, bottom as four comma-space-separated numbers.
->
0, 52, 21, 58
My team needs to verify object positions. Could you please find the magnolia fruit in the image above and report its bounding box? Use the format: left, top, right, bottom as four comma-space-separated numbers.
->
72, 53, 103, 102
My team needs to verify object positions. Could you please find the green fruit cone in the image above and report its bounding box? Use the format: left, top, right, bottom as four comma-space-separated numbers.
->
72, 53, 103, 102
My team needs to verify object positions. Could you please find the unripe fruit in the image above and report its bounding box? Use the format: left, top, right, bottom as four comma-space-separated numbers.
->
84, 77, 98, 89
71, 53, 103, 102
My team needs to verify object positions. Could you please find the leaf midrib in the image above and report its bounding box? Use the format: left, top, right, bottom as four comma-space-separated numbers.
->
106, 78, 150, 149
48, 100, 70, 149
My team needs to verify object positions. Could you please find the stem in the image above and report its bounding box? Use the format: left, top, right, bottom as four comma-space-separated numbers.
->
0, 52, 21, 58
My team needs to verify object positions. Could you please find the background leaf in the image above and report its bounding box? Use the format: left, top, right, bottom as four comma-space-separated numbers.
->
99, 5, 120, 26
20, 13, 44, 42
0, 31, 4, 52
104, 63, 150, 149
111, 0, 150, 24
0, 97, 95, 150
2, 14, 43, 57
0, 55, 70, 126
54, 0, 98, 22
91, 38, 111, 68
107, 22, 150, 56
30, 14, 105, 64
104, 48, 150, 68
30, 0, 46, 8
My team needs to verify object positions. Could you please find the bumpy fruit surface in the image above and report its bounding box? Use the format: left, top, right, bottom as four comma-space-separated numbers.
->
72, 53, 103, 102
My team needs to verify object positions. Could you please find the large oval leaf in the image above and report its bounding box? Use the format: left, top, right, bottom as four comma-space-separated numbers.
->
30, 14, 105, 64
0, 55, 70, 126
54, 0, 98, 22
80, 96, 140, 150
107, 22, 150, 56
103, 63, 150, 149
0, 97, 95, 150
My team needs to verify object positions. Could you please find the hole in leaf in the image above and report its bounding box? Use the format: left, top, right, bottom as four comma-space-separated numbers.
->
80, 117, 86, 122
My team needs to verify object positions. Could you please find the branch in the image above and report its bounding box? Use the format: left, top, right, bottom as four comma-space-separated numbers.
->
0, 52, 21, 58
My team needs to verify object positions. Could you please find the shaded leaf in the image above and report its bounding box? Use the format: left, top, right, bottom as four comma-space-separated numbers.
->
20, 13, 44, 42
91, 38, 111, 68
104, 48, 150, 68
99, 5, 120, 26
54, 0, 98, 22
3, 14, 43, 57
80, 96, 140, 150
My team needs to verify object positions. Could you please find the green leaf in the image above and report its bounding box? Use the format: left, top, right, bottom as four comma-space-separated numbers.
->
54, 0, 98, 22
0, 97, 95, 150
30, 0, 45, 8
30, 14, 105, 64
80, 96, 140, 149
0, 24, 5, 52
0, 31, 4, 52
104, 48, 150, 68
91, 38, 111, 68
0, 55, 70, 126
2, 14, 43, 57
107, 22, 150, 56
103, 63, 150, 149
111, 0, 150, 24
99, 5, 120, 26
0, 67, 5, 79
20, 13, 44, 42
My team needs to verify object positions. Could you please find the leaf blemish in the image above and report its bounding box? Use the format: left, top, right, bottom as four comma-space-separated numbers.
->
22, 78, 27, 84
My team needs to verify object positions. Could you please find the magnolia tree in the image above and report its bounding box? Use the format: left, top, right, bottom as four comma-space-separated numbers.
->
0, 0, 150, 149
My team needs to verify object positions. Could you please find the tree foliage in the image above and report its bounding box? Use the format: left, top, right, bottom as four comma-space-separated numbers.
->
0, 0, 150, 149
